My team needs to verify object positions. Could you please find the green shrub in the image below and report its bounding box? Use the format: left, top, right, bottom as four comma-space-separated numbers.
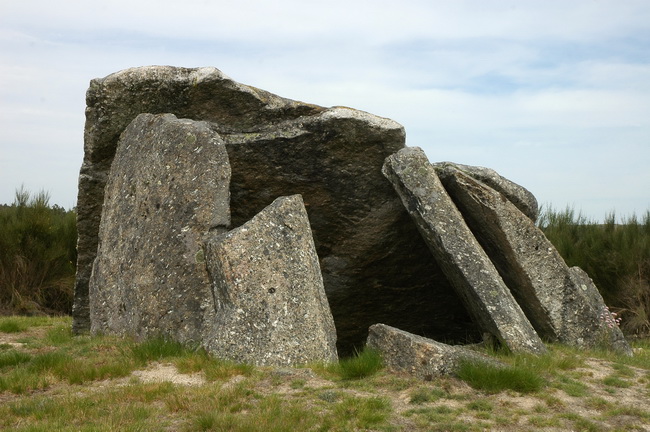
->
0, 187, 77, 314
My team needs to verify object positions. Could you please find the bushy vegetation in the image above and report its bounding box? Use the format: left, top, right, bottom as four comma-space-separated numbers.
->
0, 187, 76, 315
538, 207, 650, 336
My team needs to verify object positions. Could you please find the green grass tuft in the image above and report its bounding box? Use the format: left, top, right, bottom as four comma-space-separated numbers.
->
0, 350, 32, 368
129, 336, 191, 364
334, 347, 384, 380
457, 359, 545, 393
0, 319, 25, 333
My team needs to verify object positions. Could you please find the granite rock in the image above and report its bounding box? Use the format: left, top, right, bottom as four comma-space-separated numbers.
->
367, 324, 506, 379
436, 165, 632, 355
433, 162, 539, 221
89, 113, 230, 344
203, 195, 338, 366
382, 147, 546, 355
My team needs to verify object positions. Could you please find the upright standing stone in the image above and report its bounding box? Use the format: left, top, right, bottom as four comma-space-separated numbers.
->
382, 147, 546, 355
436, 165, 632, 355
89, 113, 231, 344
203, 195, 338, 366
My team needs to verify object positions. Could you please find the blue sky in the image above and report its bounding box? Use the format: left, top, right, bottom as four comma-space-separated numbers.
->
1, 0, 649, 220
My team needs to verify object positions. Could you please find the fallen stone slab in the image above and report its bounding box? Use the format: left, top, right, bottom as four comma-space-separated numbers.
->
203, 194, 338, 366
89, 113, 230, 344
433, 162, 539, 221
382, 147, 546, 355
367, 324, 506, 378
436, 165, 632, 355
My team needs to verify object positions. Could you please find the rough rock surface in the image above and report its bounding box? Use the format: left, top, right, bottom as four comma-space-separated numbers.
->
203, 195, 338, 366
76, 66, 477, 353
568, 267, 632, 355
89, 113, 230, 344
382, 147, 546, 355
367, 324, 506, 378
74, 66, 322, 334
436, 165, 632, 355
433, 162, 539, 221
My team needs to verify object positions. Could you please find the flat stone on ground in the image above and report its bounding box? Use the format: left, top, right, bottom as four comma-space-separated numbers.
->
367, 324, 506, 378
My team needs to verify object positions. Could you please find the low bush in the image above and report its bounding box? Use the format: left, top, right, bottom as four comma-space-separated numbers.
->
0, 187, 76, 315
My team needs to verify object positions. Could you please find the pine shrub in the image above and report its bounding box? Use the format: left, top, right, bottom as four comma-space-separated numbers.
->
0, 187, 77, 314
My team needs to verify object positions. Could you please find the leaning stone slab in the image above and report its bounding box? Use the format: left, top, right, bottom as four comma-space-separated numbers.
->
367, 324, 506, 378
436, 165, 632, 355
382, 147, 546, 355
203, 194, 338, 366
568, 267, 632, 355
89, 113, 230, 345
433, 162, 539, 221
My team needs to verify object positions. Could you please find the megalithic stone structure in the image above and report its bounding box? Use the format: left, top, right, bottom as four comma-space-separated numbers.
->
76, 66, 477, 354
382, 147, 547, 355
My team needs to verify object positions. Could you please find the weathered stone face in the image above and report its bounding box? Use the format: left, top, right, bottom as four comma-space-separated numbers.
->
219, 107, 478, 352
382, 147, 547, 355
76, 66, 477, 353
89, 113, 230, 344
203, 195, 338, 366
435, 165, 632, 355
367, 324, 506, 378
433, 162, 539, 221
74, 66, 322, 334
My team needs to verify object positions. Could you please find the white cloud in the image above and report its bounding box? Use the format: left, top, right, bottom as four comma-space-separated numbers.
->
0, 0, 648, 218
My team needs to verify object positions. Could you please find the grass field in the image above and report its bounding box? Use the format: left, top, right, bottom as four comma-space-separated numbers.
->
1, 316, 649, 431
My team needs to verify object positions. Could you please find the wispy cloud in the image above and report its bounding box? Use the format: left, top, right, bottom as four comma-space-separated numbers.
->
0, 0, 648, 217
